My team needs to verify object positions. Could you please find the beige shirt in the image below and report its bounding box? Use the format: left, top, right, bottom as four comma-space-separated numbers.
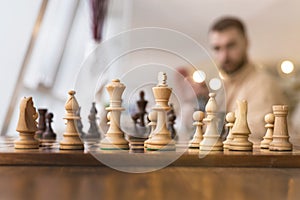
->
220, 62, 288, 140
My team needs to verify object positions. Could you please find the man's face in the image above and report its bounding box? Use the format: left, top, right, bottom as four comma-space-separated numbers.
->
209, 28, 248, 74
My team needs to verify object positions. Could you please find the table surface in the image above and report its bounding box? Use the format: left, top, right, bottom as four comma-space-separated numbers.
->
1, 136, 300, 200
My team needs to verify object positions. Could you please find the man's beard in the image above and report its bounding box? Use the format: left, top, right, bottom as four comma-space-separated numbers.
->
221, 56, 248, 75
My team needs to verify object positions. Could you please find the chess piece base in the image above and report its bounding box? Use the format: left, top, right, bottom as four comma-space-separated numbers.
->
200, 144, 223, 151
146, 143, 176, 151
40, 139, 56, 147
200, 136, 223, 151
59, 133, 84, 150
229, 141, 253, 151
188, 138, 202, 149
269, 141, 292, 151
100, 136, 129, 150
14, 132, 39, 149
100, 144, 129, 150
129, 136, 147, 153
228, 146, 253, 151
260, 138, 272, 149
59, 143, 84, 150
229, 136, 253, 151
146, 136, 176, 151
223, 139, 233, 149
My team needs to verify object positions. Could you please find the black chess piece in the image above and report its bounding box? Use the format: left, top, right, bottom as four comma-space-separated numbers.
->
42, 112, 56, 140
86, 102, 101, 139
131, 91, 148, 127
76, 107, 86, 138
167, 104, 177, 140
35, 108, 47, 139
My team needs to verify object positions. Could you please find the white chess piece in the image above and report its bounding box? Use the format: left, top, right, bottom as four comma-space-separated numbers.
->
188, 111, 205, 149
269, 105, 292, 151
60, 90, 84, 150
100, 79, 129, 150
223, 112, 235, 149
229, 100, 253, 151
15, 97, 39, 149
260, 113, 275, 149
144, 110, 157, 148
200, 93, 223, 151
146, 72, 175, 151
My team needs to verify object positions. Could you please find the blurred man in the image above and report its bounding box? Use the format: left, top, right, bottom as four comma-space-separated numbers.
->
209, 17, 288, 140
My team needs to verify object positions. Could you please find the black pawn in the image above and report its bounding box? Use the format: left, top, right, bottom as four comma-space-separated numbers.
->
76, 107, 86, 138
86, 102, 100, 139
131, 91, 148, 127
167, 104, 177, 140
42, 112, 56, 140
35, 108, 47, 139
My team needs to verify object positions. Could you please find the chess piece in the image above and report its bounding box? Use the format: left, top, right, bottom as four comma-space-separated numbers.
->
42, 112, 57, 141
59, 90, 84, 150
15, 97, 39, 149
100, 79, 129, 150
200, 93, 223, 151
167, 103, 177, 139
146, 72, 175, 151
260, 113, 275, 149
76, 107, 86, 138
86, 102, 101, 139
223, 112, 236, 149
229, 100, 253, 151
35, 108, 47, 139
188, 111, 205, 149
144, 110, 157, 148
200, 116, 223, 151
131, 91, 148, 127
269, 105, 293, 151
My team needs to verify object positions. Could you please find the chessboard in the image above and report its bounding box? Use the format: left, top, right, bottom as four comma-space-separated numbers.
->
1, 136, 300, 168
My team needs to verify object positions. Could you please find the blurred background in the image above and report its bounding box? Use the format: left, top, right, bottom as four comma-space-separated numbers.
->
1, 0, 300, 136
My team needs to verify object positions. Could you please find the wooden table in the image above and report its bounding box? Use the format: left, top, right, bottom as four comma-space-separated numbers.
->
1, 137, 300, 200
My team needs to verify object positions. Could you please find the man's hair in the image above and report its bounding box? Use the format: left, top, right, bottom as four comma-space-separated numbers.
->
210, 17, 246, 36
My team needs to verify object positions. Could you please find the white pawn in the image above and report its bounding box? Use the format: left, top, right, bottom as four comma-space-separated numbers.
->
229, 100, 253, 151
223, 112, 235, 149
269, 105, 292, 151
200, 92, 223, 151
260, 113, 275, 149
188, 111, 205, 149
144, 110, 157, 148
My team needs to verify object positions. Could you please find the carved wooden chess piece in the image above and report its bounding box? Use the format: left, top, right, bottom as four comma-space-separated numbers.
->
41, 112, 57, 142
167, 103, 177, 139
86, 102, 101, 139
15, 97, 39, 149
35, 108, 47, 139
59, 90, 84, 150
144, 110, 157, 149
76, 107, 86, 138
189, 111, 205, 149
269, 105, 292, 151
147, 72, 175, 151
131, 91, 148, 127
100, 79, 129, 150
200, 93, 223, 151
229, 100, 253, 151
260, 113, 275, 149
223, 112, 235, 149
